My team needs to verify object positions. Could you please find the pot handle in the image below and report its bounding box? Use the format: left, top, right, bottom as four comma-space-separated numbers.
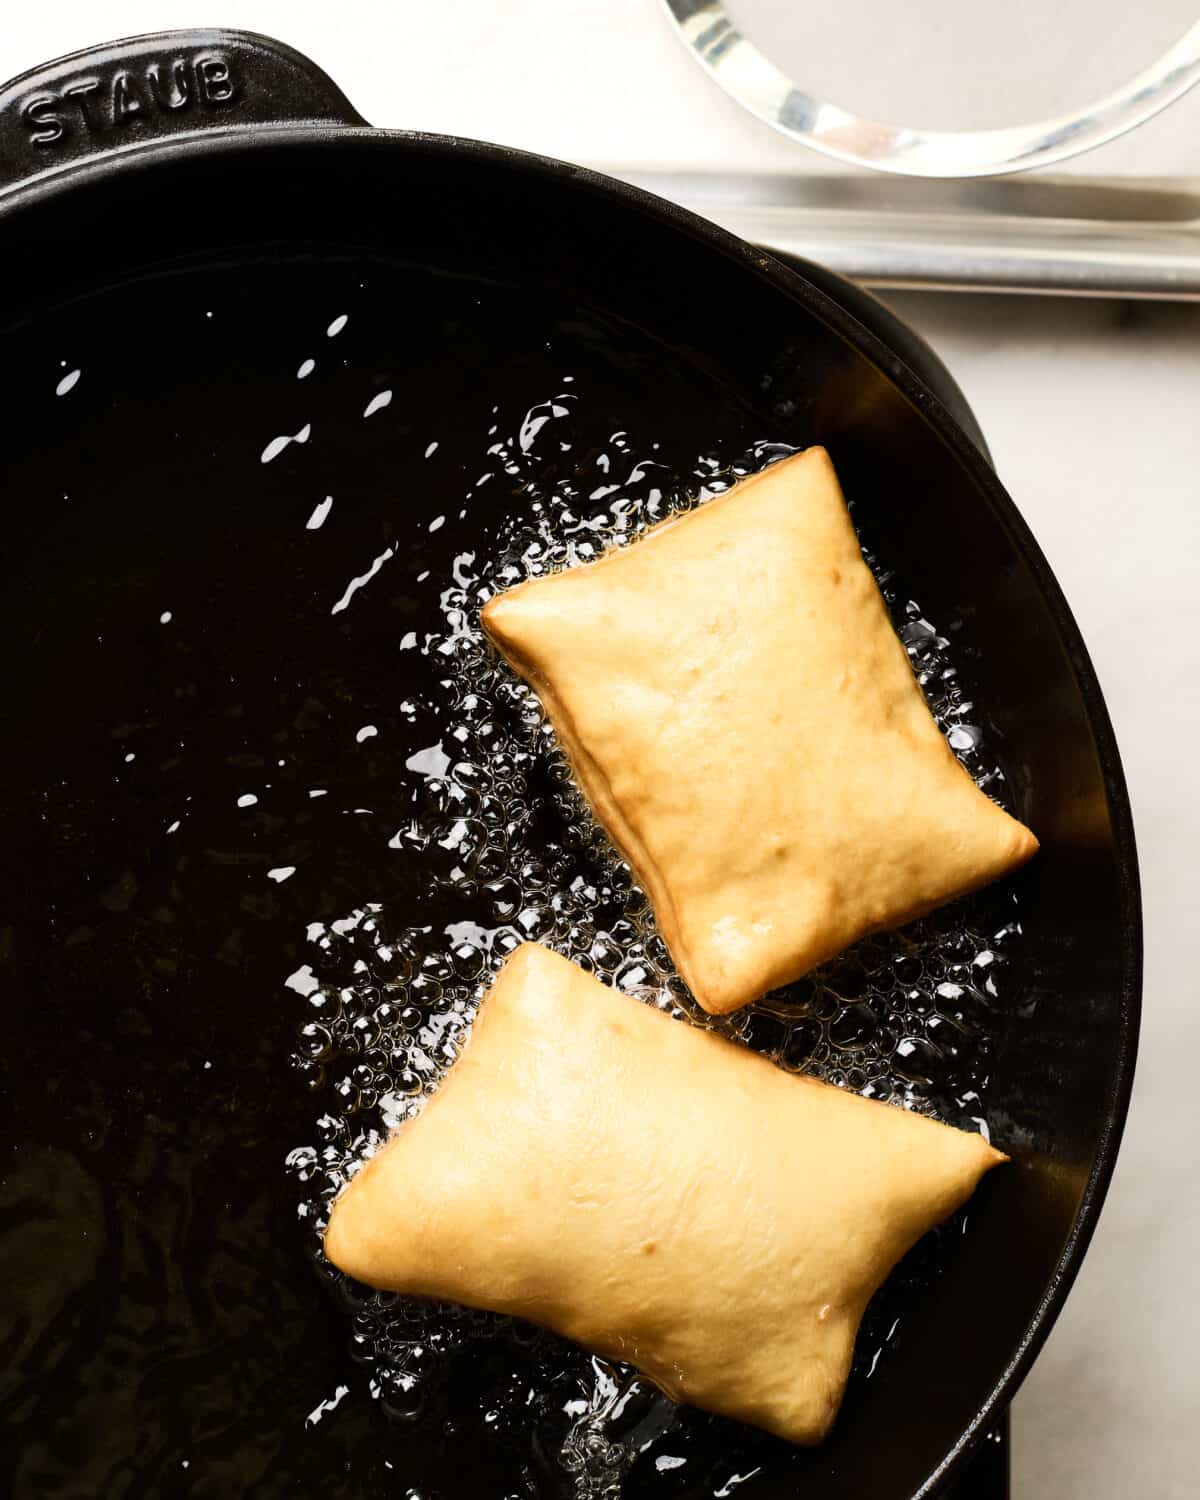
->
0, 29, 367, 194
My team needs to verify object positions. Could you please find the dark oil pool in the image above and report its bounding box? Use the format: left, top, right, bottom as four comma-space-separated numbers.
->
0, 259, 1023, 1499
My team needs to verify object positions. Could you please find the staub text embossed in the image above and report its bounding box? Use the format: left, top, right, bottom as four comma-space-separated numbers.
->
20, 53, 237, 147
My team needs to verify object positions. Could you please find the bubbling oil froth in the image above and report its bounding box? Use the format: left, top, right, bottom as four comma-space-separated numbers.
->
286, 397, 1024, 1493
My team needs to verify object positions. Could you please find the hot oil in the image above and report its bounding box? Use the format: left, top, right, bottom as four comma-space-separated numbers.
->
285, 390, 1024, 1494
0, 257, 1023, 1500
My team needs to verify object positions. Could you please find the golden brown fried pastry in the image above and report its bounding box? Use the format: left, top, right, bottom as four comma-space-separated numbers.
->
481, 448, 1037, 1014
324, 943, 1005, 1446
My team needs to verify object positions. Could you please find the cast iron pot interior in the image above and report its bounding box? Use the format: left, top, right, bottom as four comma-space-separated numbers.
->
0, 30, 1138, 1500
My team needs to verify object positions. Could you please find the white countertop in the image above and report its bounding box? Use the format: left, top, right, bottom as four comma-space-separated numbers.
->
7, 4, 1197, 1496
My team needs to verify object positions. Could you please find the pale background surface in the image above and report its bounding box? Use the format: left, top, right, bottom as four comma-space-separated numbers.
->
3, 4, 1197, 1497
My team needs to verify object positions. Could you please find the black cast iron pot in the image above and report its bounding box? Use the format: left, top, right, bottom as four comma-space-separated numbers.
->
0, 29, 1139, 1500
